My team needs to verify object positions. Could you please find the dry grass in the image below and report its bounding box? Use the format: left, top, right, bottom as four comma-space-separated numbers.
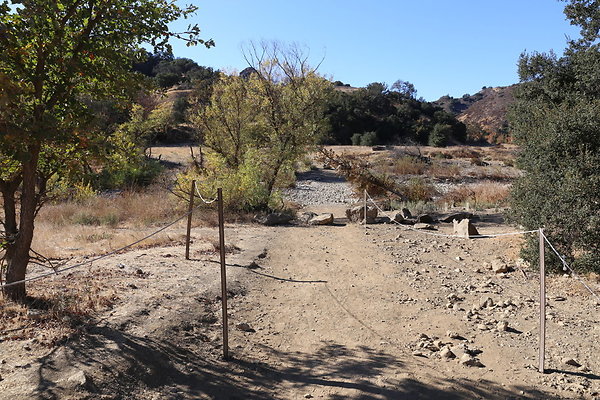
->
40, 190, 184, 228
427, 162, 462, 180
438, 182, 511, 208
0, 274, 118, 345
446, 147, 482, 159
389, 156, 428, 175
401, 178, 439, 202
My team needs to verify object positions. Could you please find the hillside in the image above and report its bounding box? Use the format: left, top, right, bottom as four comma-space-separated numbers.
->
435, 85, 517, 143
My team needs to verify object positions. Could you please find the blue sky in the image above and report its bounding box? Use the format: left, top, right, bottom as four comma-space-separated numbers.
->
170, 1, 581, 101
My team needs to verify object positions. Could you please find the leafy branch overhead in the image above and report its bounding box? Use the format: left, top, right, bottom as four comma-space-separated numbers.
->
0, 0, 212, 301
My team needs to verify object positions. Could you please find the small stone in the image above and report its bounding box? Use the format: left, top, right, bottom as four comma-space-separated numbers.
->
66, 371, 88, 387
496, 321, 509, 332
577, 365, 590, 372
412, 351, 427, 357
562, 358, 581, 367
304, 394, 313, 399
460, 354, 485, 367
477, 324, 489, 331
236, 323, 256, 333
446, 331, 461, 339
414, 223, 436, 230
440, 347, 456, 359
553, 296, 566, 302
492, 258, 510, 274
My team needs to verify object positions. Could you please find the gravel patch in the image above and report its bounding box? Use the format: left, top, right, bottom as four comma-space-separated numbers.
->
283, 169, 358, 206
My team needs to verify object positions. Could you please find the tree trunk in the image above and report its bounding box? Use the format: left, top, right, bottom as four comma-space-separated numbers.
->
3, 148, 40, 302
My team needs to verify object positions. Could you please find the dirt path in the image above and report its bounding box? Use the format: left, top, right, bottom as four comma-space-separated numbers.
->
2, 169, 599, 399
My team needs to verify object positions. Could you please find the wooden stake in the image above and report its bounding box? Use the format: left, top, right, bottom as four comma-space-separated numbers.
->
363, 189, 367, 229
217, 188, 229, 360
185, 180, 196, 260
539, 228, 546, 373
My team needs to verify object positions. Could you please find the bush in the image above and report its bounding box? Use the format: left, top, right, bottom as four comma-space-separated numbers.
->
351, 133, 363, 146
360, 131, 379, 146
428, 124, 451, 147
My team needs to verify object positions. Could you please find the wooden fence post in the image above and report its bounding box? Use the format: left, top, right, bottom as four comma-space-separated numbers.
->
539, 228, 546, 373
217, 188, 229, 360
363, 189, 367, 230
185, 180, 196, 260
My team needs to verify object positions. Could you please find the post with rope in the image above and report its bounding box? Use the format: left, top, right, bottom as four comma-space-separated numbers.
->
217, 188, 229, 360
539, 227, 546, 373
185, 180, 196, 260
363, 189, 367, 231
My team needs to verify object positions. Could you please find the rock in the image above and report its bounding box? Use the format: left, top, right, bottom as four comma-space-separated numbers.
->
236, 323, 256, 333
562, 358, 581, 367
439, 212, 473, 223
308, 213, 334, 225
577, 365, 590, 372
401, 208, 412, 219
412, 350, 427, 357
259, 212, 293, 226
199, 313, 218, 324
460, 354, 485, 367
378, 216, 391, 224
297, 212, 317, 224
304, 394, 314, 399
450, 344, 469, 358
479, 297, 494, 309
414, 223, 436, 230
553, 296, 566, 302
440, 347, 456, 359
446, 330, 461, 339
492, 258, 510, 273
417, 214, 435, 224
453, 218, 479, 238
391, 212, 404, 224
477, 324, 489, 331
66, 371, 88, 388
372, 145, 386, 151
496, 321, 509, 332
345, 205, 378, 224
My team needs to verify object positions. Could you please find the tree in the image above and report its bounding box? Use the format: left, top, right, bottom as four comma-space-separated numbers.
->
0, 0, 212, 301
509, 0, 600, 272
391, 79, 417, 99
191, 42, 331, 205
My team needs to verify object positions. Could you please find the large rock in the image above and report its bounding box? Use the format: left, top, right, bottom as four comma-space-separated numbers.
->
439, 212, 473, 223
259, 212, 293, 226
453, 218, 479, 238
401, 208, 412, 219
297, 212, 317, 224
391, 212, 404, 224
346, 205, 378, 223
309, 213, 334, 225
417, 214, 435, 223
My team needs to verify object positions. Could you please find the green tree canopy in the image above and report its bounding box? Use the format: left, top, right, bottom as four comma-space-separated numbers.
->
0, 0, 212, 300
509, 0, 600, 272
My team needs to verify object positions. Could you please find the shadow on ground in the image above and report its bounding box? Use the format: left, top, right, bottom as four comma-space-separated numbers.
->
31, 323, 568, 400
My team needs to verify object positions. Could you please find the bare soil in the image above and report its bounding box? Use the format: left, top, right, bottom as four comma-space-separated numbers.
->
1, 161, 600, 399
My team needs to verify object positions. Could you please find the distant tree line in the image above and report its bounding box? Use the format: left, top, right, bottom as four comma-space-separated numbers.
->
322, 81, 467, 147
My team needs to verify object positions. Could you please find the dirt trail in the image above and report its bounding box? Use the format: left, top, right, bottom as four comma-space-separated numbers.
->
2, 169, 599, 399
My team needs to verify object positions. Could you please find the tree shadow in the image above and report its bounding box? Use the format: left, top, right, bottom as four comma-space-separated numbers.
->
31, 323, 568, 400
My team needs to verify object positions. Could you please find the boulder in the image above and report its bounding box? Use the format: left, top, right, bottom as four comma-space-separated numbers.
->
417, 214, 435, 224
401, 208, 412, 219
440, 347, 456, 359
297, 212, 317, 224
66, 371, 89, 388
391, 212, 404, 224
345, 205, 378, 223
453, 218, 479, 238
309, 213, 334, 225
460, 354, 485, 367
439, 212, 473, 223
259, 212, 293, 226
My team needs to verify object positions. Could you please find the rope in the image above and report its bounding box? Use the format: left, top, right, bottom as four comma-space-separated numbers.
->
365, 191, 537, 239
541, 231, 600, 303
194, 185, 218, 204
0, 206, 199, 290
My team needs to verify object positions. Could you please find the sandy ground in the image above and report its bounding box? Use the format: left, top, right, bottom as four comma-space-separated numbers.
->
1, 168, 600, 399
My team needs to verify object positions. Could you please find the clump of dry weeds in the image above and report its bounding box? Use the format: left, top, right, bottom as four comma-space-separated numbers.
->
438, 182, 511, 208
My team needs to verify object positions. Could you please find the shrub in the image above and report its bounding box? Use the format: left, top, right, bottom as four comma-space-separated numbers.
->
401, 178, 438, 202
428, 124, 451, 147
392, 156, 427, 175
360, 131, 378, 146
